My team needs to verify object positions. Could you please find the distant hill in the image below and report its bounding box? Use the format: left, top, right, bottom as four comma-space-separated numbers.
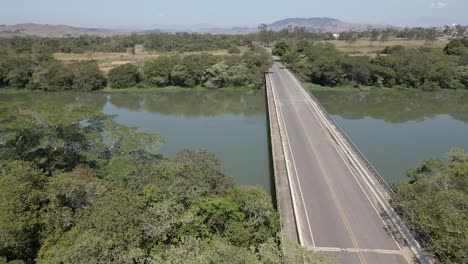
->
0, 18, 395, 38
267, 17, 392, 32
0, 23, 130, 38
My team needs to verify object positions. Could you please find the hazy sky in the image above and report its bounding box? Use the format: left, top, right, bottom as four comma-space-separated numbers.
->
1, 0, 467, 28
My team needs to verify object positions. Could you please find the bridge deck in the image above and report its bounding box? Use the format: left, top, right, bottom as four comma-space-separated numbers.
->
267, 62, 415, 264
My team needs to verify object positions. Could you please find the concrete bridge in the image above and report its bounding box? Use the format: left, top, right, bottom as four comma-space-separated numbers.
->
266, 62, 430, 264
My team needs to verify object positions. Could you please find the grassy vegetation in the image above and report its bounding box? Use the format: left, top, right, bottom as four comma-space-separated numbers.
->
307, 83, 366, 91
2, 42, 271, 91
324, 39, 449, 56
55, 45, 250, 72
100, 85, 254, 93
307, 83, 468, 95
0, 86, 256, 94
0, 87, 34, 94
307, 83, 401, 92
306, 83, 468, 93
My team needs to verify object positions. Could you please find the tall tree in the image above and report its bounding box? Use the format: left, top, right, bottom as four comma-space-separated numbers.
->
107, 63, 140, 88
370, 29, 380, 46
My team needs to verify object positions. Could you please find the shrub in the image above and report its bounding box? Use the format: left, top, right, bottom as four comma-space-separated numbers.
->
227, 64, 250, 86
202, 63, 229, 89
108, 64, 140, 88
381, 45, 405, 55
227, 46, 241, 54
444, 38, 468, 56
170, 64, 196, 87
30, 63, 74, 91
70, 62, 106, 91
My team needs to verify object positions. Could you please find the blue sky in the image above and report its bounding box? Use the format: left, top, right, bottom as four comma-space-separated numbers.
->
1, 0, 467, 28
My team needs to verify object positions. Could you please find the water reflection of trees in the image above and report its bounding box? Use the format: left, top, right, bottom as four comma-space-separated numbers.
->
0, 92, 108, 111
0, 90, 266, 118
314, 90, 468, 123
108, 90, 266, 117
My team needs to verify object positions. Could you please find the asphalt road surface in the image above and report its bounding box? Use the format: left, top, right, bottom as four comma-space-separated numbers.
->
269, 62, 411, 264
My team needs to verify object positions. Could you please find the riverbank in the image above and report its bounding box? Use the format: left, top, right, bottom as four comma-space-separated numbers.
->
0, 86, 257, 94
100, 86, 255, 93
307, 83, 468, 92
0, 90, 271, 192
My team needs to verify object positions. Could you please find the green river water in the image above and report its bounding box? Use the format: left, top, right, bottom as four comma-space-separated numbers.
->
314, 89, 468, 183
1, 89, 467, 192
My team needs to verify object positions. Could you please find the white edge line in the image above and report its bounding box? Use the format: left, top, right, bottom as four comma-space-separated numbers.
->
284, 71, 402, 251
286, 68, 428, 264
269, 72, 316, 249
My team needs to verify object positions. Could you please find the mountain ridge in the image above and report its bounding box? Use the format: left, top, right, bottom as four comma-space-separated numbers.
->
0, 23, 129, 38
267, 17, 392, 32
0, 18, 397, 37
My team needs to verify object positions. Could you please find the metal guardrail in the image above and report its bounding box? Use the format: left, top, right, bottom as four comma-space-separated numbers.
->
297, 81, 397, 197
298, 85, 440, 264
272, 66, 432, 263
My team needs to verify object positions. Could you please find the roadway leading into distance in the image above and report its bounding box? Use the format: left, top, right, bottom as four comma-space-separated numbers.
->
268, 62, 411, 264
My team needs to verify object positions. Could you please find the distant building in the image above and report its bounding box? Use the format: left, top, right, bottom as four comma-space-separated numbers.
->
332, 33, 340, 39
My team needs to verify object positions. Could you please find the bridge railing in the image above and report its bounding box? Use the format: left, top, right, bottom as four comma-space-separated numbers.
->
296, 81, 396, 197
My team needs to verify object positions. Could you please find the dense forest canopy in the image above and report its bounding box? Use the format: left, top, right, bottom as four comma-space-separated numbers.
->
392, 149, 468, 263
0, 103, 334, 264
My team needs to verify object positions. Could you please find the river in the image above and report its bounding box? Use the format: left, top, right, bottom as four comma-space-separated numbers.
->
0, 90, 272, 193
2, 89, 467, 191
313, 89, 468, 183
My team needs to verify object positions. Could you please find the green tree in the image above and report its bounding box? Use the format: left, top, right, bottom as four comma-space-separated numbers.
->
70, 62, 106, 91
30, 63, 74, 91
455, 25, 466, 38
227, 64, 251, 86
154, 236, 260, 264
0, 162, 47, 263
392, 149, 468, 263
1, 55, 35, 88
345, 32, 359, 44
127, 46, 136, 57
258, 24, 269, 46
170, 64, 196, 87
0, 104, 106, 172
202, 63, 229, 89
370, 29, 380, 46
272, 40, 289, 56
341, 56, 371, 86
444, 38, 468, 56
459, 66, 468, 87
143, 56, 179, 87
40, 167, 107, 237
381, 45, 405, 55
181, 54, 222, 85
107, 63, 140, 88
380, 30, 391, 43
37, 189, 145, 264
424, 28, 438, 44
227, 45, 241, 54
